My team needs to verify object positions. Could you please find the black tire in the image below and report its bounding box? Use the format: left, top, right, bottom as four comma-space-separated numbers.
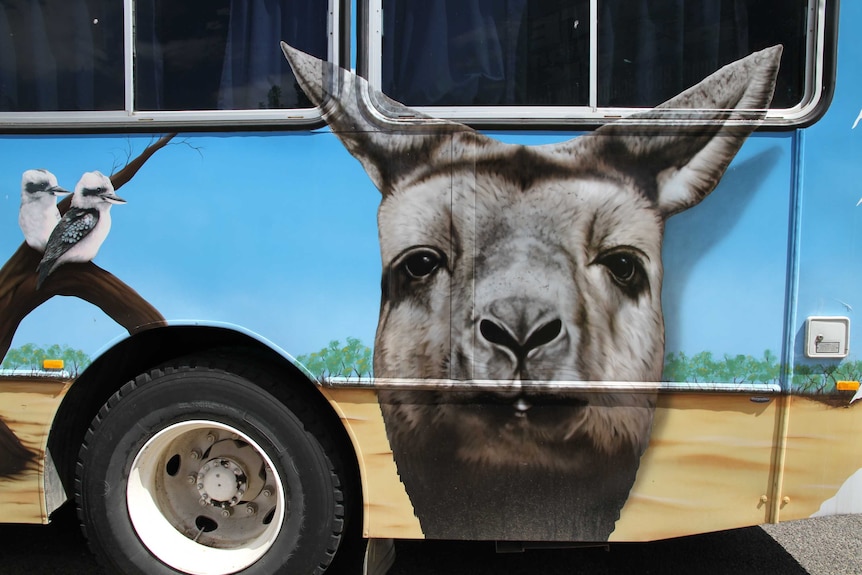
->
74, 360, 345, 575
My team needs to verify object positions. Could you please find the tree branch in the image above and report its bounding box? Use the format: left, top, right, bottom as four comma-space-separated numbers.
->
0, 134, 175, 361
0, 134, 175, 475
0, 417, 35, 477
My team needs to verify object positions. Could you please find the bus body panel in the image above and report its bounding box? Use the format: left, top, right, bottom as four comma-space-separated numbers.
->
0, 122, 849, 541
775, 0, 862, 524
1, 0, 860, 552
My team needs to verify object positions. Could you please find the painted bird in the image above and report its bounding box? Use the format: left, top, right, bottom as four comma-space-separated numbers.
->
36, 171, 126, 289
18, 169, 70, 252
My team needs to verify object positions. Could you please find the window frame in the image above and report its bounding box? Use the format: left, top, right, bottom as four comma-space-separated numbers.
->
360, 0, 834, 128
0, 0, 346, 131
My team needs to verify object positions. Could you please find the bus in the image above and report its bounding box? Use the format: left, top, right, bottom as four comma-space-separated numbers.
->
0, 0, 855, 573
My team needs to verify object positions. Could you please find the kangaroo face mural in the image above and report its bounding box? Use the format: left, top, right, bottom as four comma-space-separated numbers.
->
282, 43, 782, 541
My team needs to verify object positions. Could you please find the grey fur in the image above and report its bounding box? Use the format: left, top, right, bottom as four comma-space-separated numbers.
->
283, 43, 782, 540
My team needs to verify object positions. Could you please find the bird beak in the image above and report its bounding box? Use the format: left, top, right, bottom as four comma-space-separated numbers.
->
102, 192, 127, 204
50, 186, 71, 197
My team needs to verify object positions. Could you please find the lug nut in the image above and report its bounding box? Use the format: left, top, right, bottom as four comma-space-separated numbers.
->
187, 475, 196, 484
246, 504, 256, 515
190, 449, 201, 461
221, 508, 232, 518
206, 433, 216, 443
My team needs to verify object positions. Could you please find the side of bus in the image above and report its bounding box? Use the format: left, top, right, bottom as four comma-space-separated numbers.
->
1, 1, 860, 574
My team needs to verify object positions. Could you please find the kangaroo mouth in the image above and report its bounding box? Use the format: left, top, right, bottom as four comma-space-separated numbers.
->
447, 392, 595, 456
513, 396, 531, 418
508, 393, 588, 415
466, 392, 589, 427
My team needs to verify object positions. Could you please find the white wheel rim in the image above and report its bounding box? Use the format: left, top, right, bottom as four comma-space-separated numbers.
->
127, 420, 286, 575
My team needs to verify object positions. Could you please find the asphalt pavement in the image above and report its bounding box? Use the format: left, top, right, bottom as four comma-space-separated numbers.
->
764, 515, 862, 575
0, 504, 860, 574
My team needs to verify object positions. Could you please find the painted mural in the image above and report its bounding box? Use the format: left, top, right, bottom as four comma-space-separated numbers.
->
0, 25, 861, 547
280, 44, 783, 541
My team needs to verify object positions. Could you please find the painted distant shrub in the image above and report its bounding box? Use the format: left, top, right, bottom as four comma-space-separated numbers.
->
663, 349, 862, 395
2, 342, 90, 376
296, 337, 373, 379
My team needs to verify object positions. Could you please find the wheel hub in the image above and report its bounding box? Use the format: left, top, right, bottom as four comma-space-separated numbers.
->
126, 421, 285, 571
197, 458, 247, 506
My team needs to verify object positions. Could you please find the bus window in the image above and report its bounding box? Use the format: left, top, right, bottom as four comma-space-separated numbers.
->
0, 0, 340, 127
0, 0, 124, 112
369, 0, 824, 124
134, 0, 328, 111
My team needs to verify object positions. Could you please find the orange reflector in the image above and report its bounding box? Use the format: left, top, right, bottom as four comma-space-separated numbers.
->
42, 359, 64, 370
836, 380, 860, 391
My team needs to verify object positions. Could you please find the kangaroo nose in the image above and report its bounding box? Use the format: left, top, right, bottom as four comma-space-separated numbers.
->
479, 317, 563, 360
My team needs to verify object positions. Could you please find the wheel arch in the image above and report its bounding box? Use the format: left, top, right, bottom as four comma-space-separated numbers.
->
47, 324, 362, 535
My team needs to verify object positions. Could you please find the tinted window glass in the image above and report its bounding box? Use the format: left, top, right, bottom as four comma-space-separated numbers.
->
597, 0, 807, 108
135, 0, 328, 111
0, 0, 124, 112
381, 0, 808, 108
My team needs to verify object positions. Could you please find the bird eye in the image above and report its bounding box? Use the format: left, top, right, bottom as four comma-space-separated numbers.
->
595, 249, 647, 297
398, 248, 444, 279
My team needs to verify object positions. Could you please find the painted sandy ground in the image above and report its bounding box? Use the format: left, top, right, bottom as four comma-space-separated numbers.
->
0, 378, 70, 524
613, 393, 780, 540
778, 396, 862, 520
321, 388, 423, 538
325, 389, 862, 541
2, 382, 852, 535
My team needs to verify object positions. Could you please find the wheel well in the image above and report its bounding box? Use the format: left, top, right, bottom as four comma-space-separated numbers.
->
47, 325, 362, 535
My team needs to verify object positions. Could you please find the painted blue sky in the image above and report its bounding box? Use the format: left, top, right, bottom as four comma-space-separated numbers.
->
0, 128, 791, 365
1, 131, 383, 359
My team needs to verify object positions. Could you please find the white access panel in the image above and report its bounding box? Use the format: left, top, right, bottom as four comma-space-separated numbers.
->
805, 316, 850, 359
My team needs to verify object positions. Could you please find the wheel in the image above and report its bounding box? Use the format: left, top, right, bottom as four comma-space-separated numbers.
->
75, 361, 345, 575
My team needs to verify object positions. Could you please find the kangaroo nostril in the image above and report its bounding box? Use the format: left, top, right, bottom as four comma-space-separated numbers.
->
479, 317, 563, 357
480, 319, 519, 351
524, 319, 563, 351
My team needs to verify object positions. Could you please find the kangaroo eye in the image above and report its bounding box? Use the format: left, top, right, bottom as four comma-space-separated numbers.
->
602, 253, 636, 282
596, 250, 648, 298
399, 248, 444, 279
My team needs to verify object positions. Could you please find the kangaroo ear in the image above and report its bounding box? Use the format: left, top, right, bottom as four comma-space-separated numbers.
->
281, 42, 485, 195
545, 45, 783, 218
